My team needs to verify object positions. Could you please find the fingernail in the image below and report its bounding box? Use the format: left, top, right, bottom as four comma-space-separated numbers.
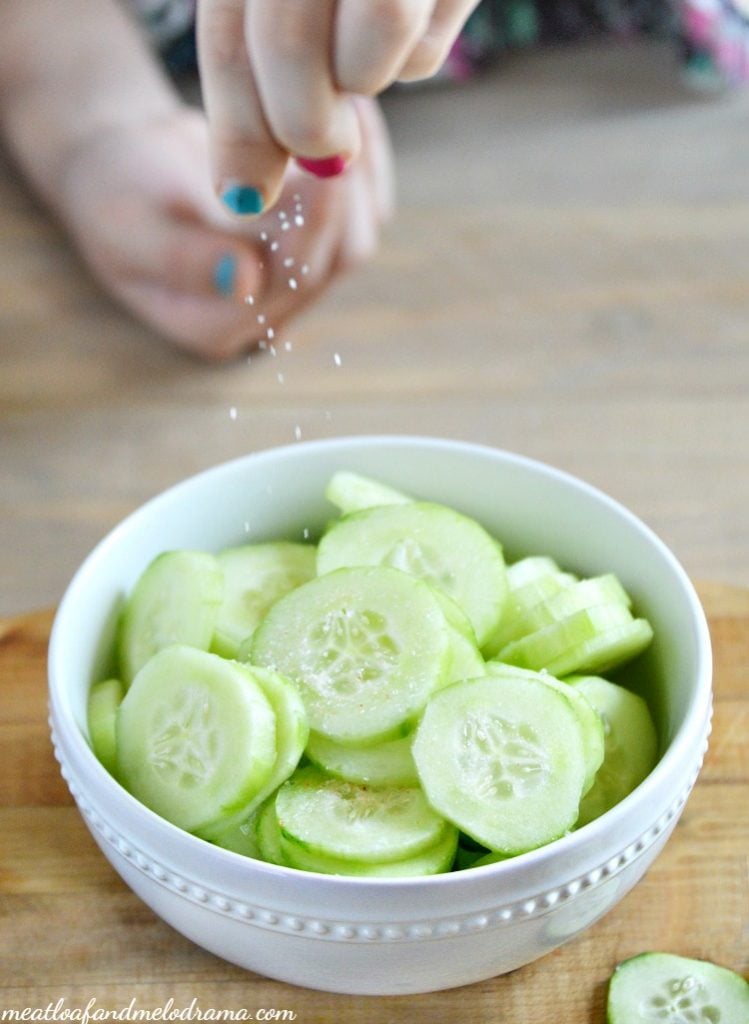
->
295, 155, 348, 179
221, 183, 264, 215
214, 253, 237, 297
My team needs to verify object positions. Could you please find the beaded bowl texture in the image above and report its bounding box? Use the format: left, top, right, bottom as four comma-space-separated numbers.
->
48, 436, 712, 995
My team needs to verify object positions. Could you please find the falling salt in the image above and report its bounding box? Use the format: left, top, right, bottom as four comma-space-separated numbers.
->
278, 211, 287, 221
283, 257, 295, 268
257, 314, 266, 325
229, 406, 238, 420
302, 527, 310, 540
294, 425, 302, 441
269, 344, 277, 356
267, 327, 275, 340
288, 278, 298, 290
333, 352, 342, 367
243, 520, 251, 533
258, 340, 268, 350
284, 340, 293, 352
301, 263, 310, 275
294, 215, 305, 227
277, 372, 285, 384
260, 231, 268, 242
270, 241, 280, 252
281, 221, 290, 231
244, 294, 254, 306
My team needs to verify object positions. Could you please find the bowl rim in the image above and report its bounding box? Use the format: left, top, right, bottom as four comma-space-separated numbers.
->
48, 434, 714, 892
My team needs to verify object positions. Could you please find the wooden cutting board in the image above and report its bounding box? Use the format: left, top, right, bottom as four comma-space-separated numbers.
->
1, 583, 747, 1021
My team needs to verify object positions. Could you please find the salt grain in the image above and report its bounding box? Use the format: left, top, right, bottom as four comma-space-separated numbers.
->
294, 425, 302, 441
333, 352, 342, 367
229, 406, 238, 420
288, 278, 298, 290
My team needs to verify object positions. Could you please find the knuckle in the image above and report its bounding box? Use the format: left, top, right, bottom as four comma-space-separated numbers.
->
398, 34, 448, 80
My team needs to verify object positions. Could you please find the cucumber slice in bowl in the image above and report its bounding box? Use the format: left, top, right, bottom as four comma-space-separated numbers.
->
116, 645, 277, 834
497, 603, 653, 676
87, 677, 124, 778
569, 674, 658, 827
250, 565, 451, 746
412, 674, 587, 854
316, 502, 508, 649
484, 662, 605, 797
324, 470, 412, 515
275, 765, 448, 864
117, 550, 223, 686
212, 542, 316, 658
305, 730, 419, 787
607, 952, 749, 1023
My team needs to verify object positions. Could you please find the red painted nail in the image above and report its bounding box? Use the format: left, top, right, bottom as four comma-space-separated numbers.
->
295, 155, 348, 179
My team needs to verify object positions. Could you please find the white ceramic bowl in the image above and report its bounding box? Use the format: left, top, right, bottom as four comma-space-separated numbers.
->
48, 436, 712, 995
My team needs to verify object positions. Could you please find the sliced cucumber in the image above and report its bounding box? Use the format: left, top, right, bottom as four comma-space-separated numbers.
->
305, 730, 419, 787
412, 674, 587, 854
87, 677, 124, 777
256, 798, 288, 866
196, 663, 309, 841
570, 675, 658, 827
116, 645, 277, 833
485, 663, 605, 796
279, 822, 458, 877
205, 805, 262, 859
117, 550, 223, 686
250, 565, 451, 745
497, 604, 653, 676
275, 765, 447, 864
607, 952, 749, 1024
316, 502, 507, 648
506, 556, 565, 588
324, 470, 412, 515
212, 542, 316, 658
483, 569, 577, 658
498, 574, 631, 651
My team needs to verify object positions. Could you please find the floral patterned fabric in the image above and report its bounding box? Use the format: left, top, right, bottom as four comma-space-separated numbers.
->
130, 0, 749, 89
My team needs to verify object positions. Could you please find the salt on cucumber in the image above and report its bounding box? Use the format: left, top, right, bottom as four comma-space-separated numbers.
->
570, 674, 658, 827
212, 542, 316, 658
607, 952, 749, 1024
275, 765, 447, 864
117, 550, 223, 686
116, 645, 277, 833
87, 677, 124, 777
324, 470, 412, 515
250, 565, 451, 746
413, 674, 587, 854
316, 502, 508, 649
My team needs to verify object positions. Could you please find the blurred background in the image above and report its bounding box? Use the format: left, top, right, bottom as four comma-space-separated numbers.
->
1, 35, 748, 616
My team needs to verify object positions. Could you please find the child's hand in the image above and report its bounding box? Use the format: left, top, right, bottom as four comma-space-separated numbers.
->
197, 0, 478, 213
56, 97, 393, 359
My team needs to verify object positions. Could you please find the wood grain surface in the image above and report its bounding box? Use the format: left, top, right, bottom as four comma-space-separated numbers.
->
0, 582, 746, 1021
2, 41, 749, 620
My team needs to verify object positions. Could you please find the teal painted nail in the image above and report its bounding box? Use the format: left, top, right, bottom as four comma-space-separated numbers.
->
221, 183, 263, 215
214, 253, 236, 297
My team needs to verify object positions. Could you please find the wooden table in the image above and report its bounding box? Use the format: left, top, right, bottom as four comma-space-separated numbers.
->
0, 581, 746, 1020
1, 38, 748, 1017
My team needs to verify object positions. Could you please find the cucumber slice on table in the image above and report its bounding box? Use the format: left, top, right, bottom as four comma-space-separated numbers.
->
275, 765, 447, 864
250, 565, 451, 745
212, 542, 316, 658
570, 675, 658, 827
117, 550, 223, 686
316, 502, 508, 648
324, 470, 412, 515
412, 674, 587, 854
497, 604, 653, 676
116, 645, 277, 833
607, 952, 749, 1024
87, 677, 124, 777
485, 662, 605, 797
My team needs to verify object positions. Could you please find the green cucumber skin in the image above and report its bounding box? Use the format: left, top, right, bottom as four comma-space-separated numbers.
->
607, 952, 749, 1024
